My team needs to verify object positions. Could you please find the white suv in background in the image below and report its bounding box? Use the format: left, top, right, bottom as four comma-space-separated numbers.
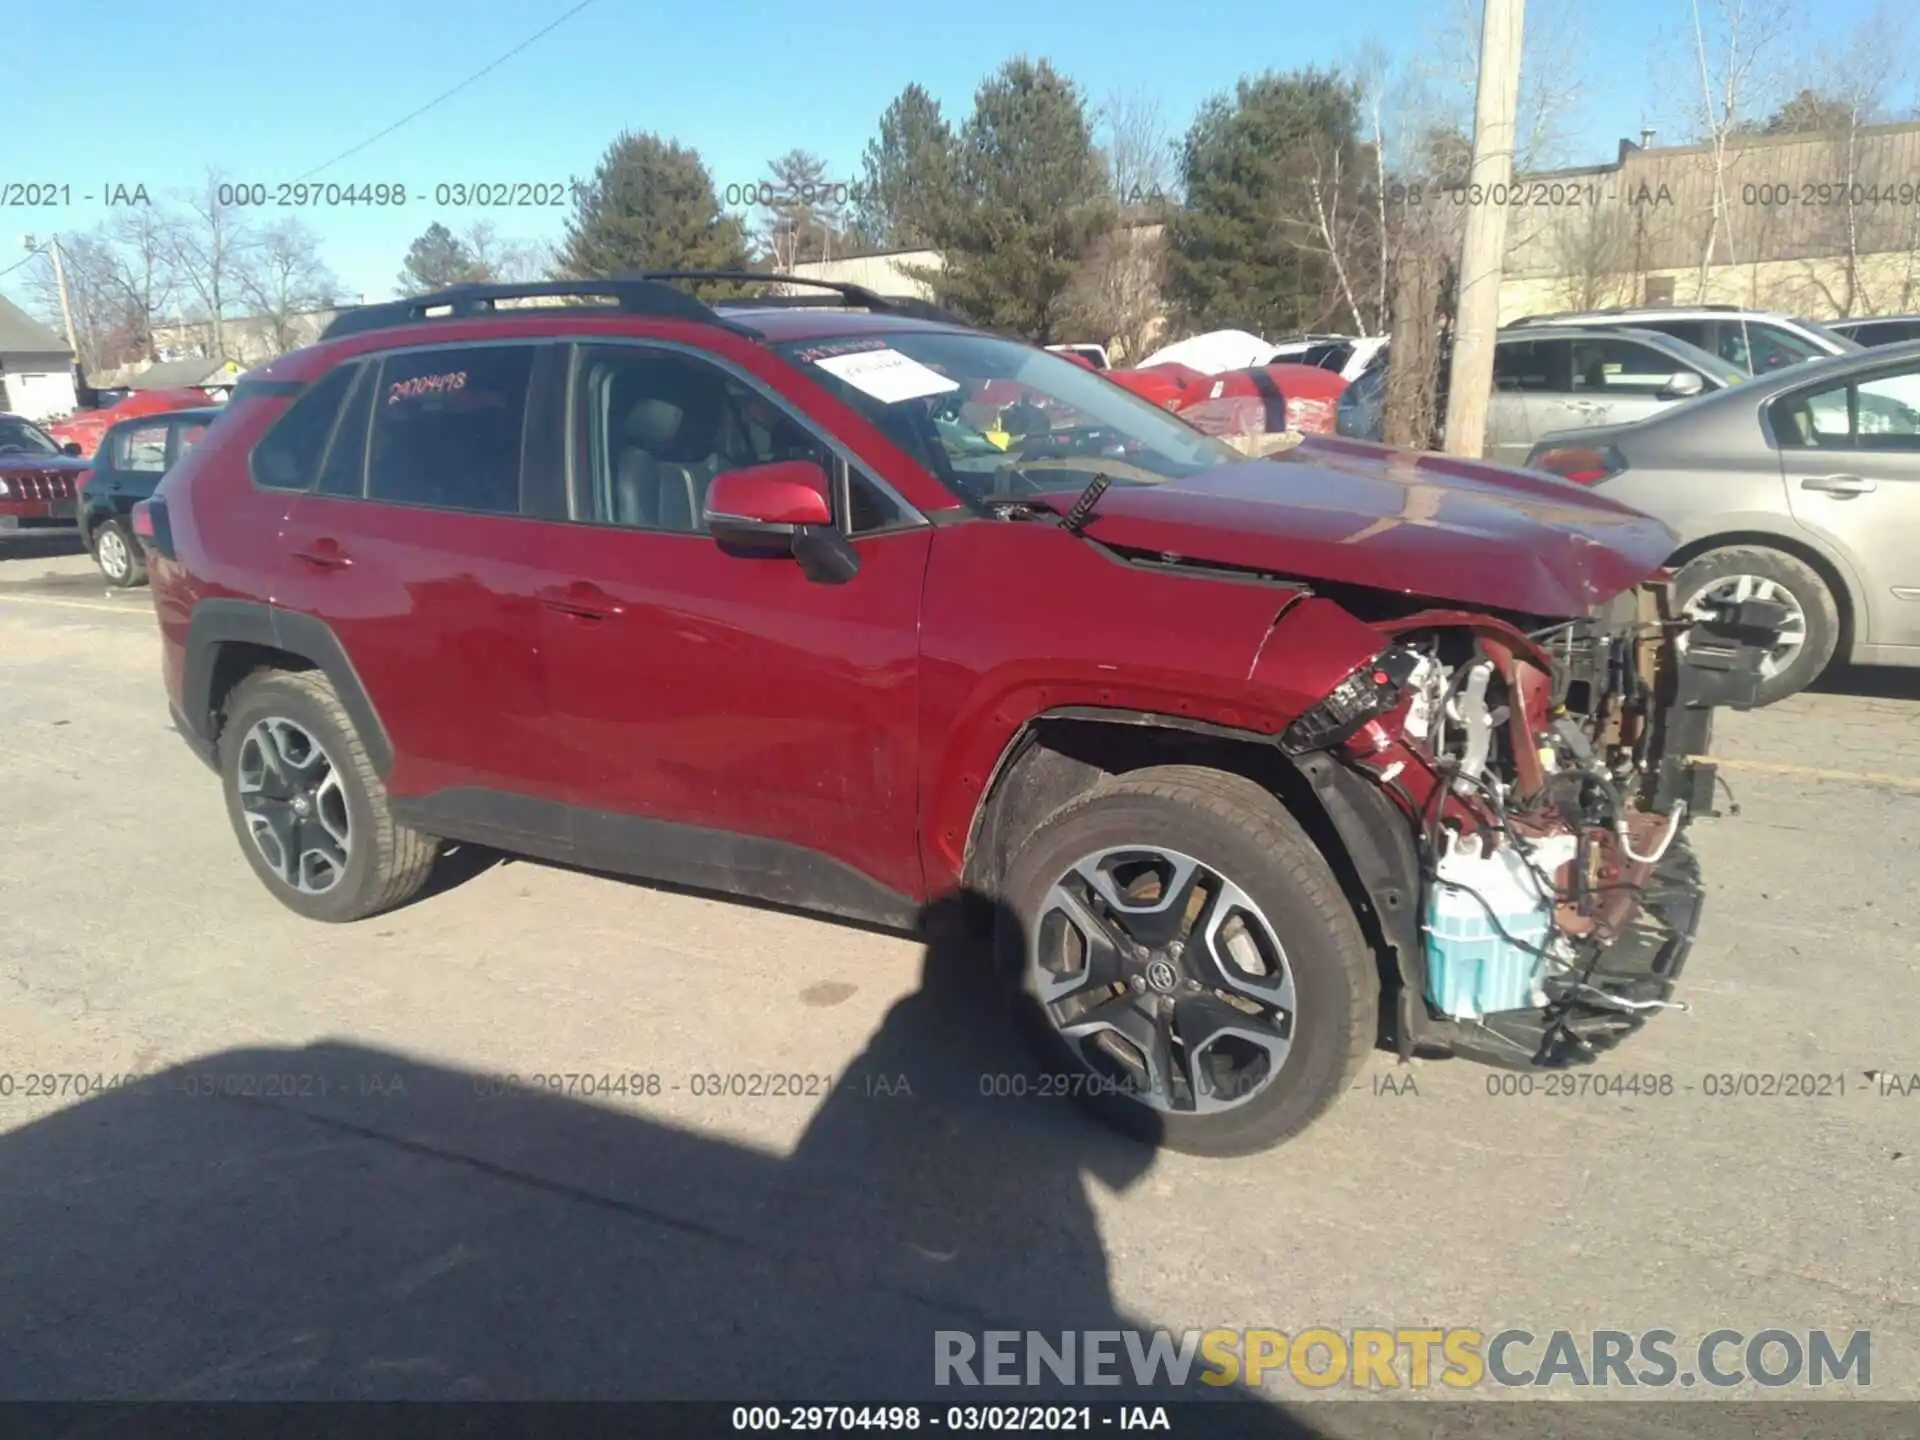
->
1505, 306, 1861, 376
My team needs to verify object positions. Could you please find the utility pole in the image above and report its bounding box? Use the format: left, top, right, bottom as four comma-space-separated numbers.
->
1442, 0, 1526, 458
46, 235, 82, 361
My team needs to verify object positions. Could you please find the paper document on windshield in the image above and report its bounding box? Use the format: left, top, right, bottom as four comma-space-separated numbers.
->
816, 347, 959, 404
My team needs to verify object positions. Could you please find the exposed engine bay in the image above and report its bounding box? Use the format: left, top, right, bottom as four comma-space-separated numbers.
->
1295, 580, 1790, 1068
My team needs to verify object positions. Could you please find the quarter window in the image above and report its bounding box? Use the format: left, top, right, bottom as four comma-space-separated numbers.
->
251, 363, 358, 490
1773, 363, 1920, 450
367, 346, 535, 514
316, 365, 375, 497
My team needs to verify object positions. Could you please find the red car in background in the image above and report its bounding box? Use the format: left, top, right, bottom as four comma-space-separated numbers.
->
1106, 360, 1348, 438
0, 412, 91, 537
49, 387, 216, 459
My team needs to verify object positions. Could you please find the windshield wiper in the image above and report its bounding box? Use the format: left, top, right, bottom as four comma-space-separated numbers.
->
1059, 472, 1110, 535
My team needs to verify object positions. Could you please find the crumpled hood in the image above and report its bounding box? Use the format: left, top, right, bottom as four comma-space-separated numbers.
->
1077, 436, 1677, 617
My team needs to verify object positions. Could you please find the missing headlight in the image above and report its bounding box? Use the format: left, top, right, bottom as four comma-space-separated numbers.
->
1280, 645, 1426, 755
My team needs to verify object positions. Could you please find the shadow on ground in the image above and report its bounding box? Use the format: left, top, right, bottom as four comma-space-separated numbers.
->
1811, 663, 1920, 702
0, 533, 88, 567
0, 896, 1319, 1433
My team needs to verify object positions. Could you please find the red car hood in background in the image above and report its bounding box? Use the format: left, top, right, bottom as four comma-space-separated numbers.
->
1075, 435, 1677, 618
1105, 363, 1212, 411
48, 388, 214, 458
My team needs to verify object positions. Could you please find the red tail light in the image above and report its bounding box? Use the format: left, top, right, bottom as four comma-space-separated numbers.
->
131, 497, 175, 559
1529, 444, 1626, 485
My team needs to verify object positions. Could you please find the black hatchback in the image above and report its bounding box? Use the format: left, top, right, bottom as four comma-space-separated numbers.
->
80, 407, 219, 586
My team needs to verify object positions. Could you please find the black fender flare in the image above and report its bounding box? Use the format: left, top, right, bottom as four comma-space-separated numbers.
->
181, 599, 394, 775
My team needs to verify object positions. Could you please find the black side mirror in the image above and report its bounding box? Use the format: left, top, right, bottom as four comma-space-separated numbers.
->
61, 442, 83, 457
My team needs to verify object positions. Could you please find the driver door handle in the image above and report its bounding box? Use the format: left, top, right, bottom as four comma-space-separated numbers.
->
1801, 474, 1876, 497
538, 581, 624, 621
289, 536, 352, 569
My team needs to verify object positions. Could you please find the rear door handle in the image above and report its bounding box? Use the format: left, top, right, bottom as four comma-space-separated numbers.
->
1800, 474, 1877, 496
289, 536, 352, 569
537, 581, 624, 620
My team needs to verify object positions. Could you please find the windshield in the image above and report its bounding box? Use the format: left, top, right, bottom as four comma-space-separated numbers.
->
1716, 319, 1829, 373
775, 330, 1239, 503
1789, 316, 1864, 353
1651, 335, 1749, 388
0, 416, 61, 457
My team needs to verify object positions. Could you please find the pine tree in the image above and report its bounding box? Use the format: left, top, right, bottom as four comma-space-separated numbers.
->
917, 60, 1111, 340
395, 222, 477, 296
558, 131, 750, 287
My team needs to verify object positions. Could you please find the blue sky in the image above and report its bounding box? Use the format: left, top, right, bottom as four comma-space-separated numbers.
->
5, 0, 1909, 315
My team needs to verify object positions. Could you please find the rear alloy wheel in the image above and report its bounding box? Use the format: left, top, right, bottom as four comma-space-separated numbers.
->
219, 670, 438, 921
1674, 545, 1839, 705
999, 766, 1376, 1155
236, 719, 354, 896
91, 518, 146, 587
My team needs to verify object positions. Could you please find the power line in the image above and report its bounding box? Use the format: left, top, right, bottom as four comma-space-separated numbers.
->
293, 0, 602, 181
0, 244, 49, 282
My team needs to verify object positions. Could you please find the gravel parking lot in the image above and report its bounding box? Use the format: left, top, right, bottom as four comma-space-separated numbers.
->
3, 538, 1917, 1427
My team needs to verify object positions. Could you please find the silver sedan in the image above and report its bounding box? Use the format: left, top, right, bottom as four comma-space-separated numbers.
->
1527, 338, 1920, 703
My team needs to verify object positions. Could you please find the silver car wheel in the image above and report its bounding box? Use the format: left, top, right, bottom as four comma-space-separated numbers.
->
96, 526, 131, 581
1681, 574, 1808, 681
1029, 844, 1295, 1115
236, 718, 352, 894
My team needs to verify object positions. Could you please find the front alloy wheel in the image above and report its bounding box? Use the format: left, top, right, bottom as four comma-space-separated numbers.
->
1032, 846, 1296, 1115
236, 718, 352, 894
999, 766, 1376, 1155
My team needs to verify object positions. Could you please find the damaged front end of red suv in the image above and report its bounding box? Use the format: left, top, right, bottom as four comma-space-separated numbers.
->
1272, 581, 1784, 1069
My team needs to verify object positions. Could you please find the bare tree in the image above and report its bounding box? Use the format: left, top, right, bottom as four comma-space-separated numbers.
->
1430, 0, 1592, 174
1098, 86, 1176, 209
1053, 225, 1165, 362
1797, 4, 1912, 314
234, 219, 340, 354
1549, 204, 1639, 310
463, 221, 554, 285
165, 173, 255, 358
22, 233, 122, 374
1290, 145, 1373, 334
102, 207, 180, 364
1672, 0, 1803, 296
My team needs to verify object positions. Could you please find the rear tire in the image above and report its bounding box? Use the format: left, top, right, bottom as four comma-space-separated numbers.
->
91, 518, 146, 588
1674, 545, 1838, 705
996, 765, 1377, 1156
218, 669, 437, 922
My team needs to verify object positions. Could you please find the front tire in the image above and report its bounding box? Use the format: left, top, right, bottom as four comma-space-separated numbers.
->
1674, 545, 1838, 705
91, 518, 146, 587
218, 669, 437, 922
997, 765, 1377, 1156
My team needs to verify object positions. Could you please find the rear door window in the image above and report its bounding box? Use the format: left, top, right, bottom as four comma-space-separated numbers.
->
366, 345, 536, 514
1772, 361, 1920, 449
1493, 339, 1571, 392
116, 422, 170, 473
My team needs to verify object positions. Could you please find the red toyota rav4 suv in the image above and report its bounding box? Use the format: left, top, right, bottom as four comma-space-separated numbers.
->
138, 275, 1784, 1155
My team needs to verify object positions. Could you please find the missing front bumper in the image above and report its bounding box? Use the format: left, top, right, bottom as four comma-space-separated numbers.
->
1418, 839, 1703, 1070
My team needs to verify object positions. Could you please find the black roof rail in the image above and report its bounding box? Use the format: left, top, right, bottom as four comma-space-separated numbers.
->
318, 277, 743, 342
633, 269, 970, 327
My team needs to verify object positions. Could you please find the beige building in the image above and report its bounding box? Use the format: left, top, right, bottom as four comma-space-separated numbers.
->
1499, 121, 1920, 322
785, 249, 943, 299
